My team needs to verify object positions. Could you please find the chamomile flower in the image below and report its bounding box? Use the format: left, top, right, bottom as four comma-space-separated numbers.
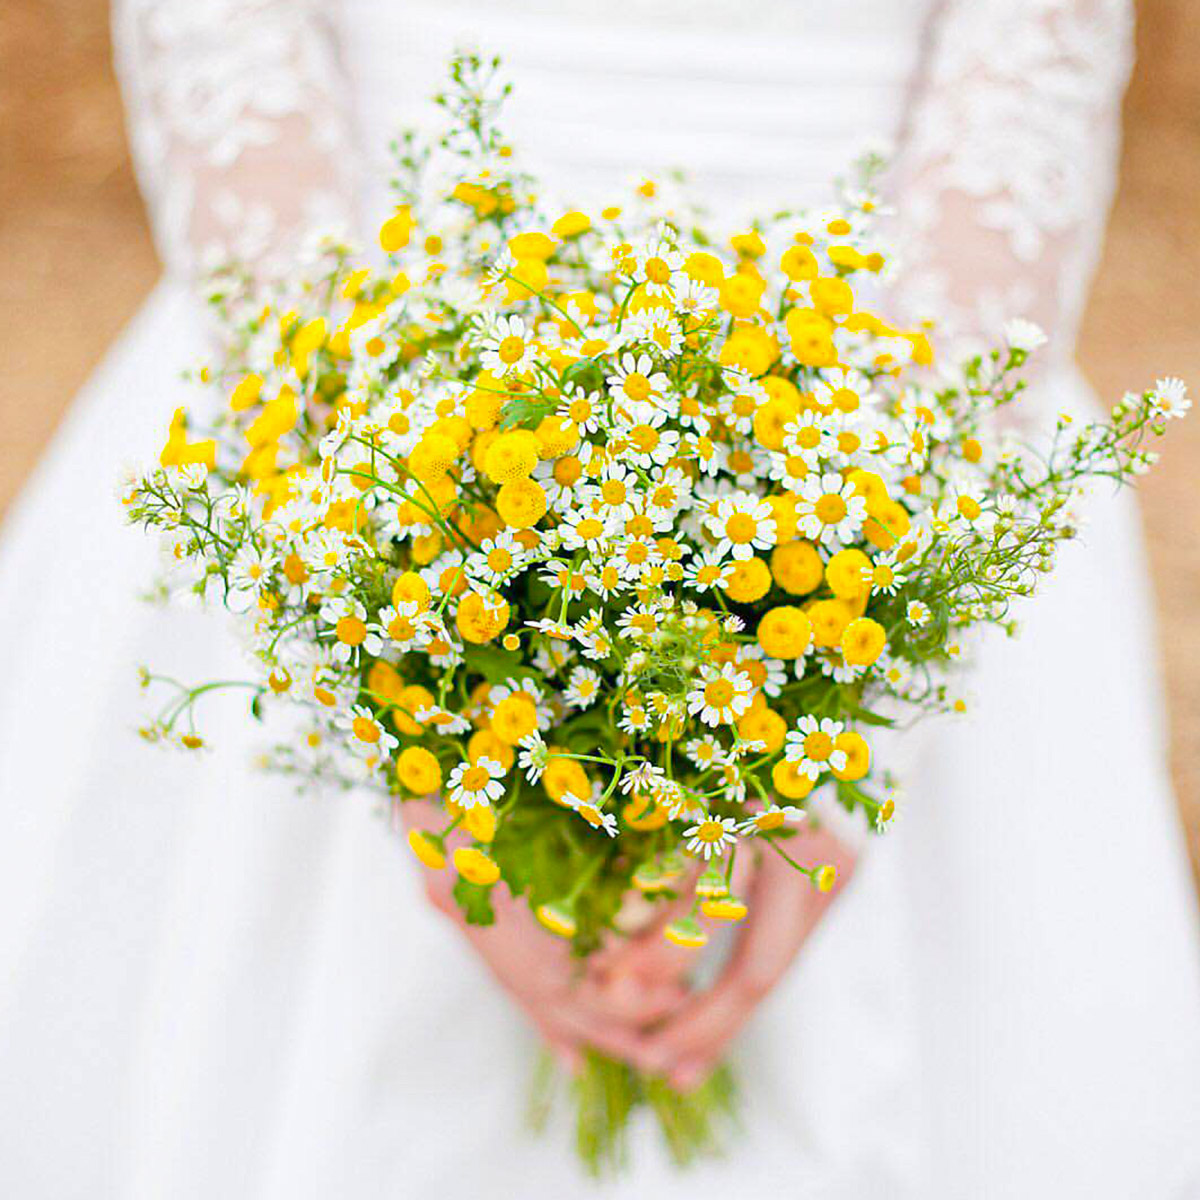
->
784, 715, 848, 780
737, 804, 805, 836
906, 599, 932, 628
558, 385, 605, 435
340, 705, 399, 760
566, 791, 620, 837
797, 472, 867, 547
1152, 377, 1191, 420
682, 816, 739, 860
321, 597, 383, 664
564, 666, 602, 709
707, 492, 776, 560
468, 530, 527, 585
446, 756, 507, 810
606, 352, 669, 410
479, 314, 535, 376
687, 663, 754, 727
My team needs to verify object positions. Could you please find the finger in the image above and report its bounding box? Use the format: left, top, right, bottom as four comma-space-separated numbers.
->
638, 829, 856, 1079
574, 971, 691, 1025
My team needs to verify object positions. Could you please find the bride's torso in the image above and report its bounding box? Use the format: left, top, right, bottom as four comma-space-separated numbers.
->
337, 0, 937, 222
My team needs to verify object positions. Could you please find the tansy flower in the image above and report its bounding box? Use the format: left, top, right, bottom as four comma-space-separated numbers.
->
784, 715, 848, 780
446, 756, 507, 810
682, 815, 739, 860
708, 492, 777, 561
687, 662, 754, 727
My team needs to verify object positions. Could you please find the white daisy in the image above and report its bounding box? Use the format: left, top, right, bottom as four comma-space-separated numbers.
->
687, 662, 754, 727
707, 492, 776, 561
446, 756, 507, 810
479, 314, 535, 377
606, 352, 669, 411
564, 666, 602, 709
784, 715, 848, 780
682, 815, 739, 860
797, 472, 867, 548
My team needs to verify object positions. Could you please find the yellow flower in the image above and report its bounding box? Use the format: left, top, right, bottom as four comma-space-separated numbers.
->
407, 829, 445, 870
722, 556, 772, 604
808, 598, 854, 647
832, 731, 870, 781
736, 705, 787, 754
718, 273, 765, 319
468, 729, 516, 770
701, 896, 748, 922
496, 478, 548, 528
491, 691, 539, 745
483, 430, 540, 483
664, 918, 709, 949
772, 759, 816, 800
814, 864, 838, 892
841, 617, 886, 666
456, 591, 510, 644
552, 210, 591, 239
380, 205, 414, 252
408, 433, 459, 481
756, 605, 813, 660
825, 548, 873, 601
536, 902, 577, 938
508, 230, 556, 260
771, 539, 824, 595
396, 746, 442, 794
464, 803, 497, 843
453, 846, 500, 887
391, 571, 431, 612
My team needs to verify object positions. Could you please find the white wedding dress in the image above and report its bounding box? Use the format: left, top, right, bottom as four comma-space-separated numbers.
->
2, 1, 1199, 1196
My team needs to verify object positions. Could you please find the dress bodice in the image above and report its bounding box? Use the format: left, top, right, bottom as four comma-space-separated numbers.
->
337, 0, 935, 222
112, 0, 1134, 360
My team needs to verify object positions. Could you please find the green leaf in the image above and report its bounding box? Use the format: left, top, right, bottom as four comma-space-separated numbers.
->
453, 877, 496, 926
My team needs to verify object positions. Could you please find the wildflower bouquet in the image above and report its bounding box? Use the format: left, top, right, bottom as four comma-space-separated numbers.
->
126, 54, 1189, 1174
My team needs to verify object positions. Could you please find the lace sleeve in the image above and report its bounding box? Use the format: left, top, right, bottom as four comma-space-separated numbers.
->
891, 0, 1134, 367
111, 0, 357, 291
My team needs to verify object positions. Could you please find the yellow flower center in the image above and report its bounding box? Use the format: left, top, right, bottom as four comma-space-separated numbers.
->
645, 256, 672, 284
803, 731, 834, 761
352, 716, 380, 744
694, 819, 726, 842
498, 335, 525, 364
815, 494, 847, 524
336, 616, 367, 645
568, 396, 594, 421
388, 615, 416, 641
622, 372, 652, 401
704, 679, 735, 708
630, 424, 660, 453
797, 426, 821, 449
725, 513, 758, 544
601, 479, 627, 505
487, 547, 513, 572
461, 765, 490, 791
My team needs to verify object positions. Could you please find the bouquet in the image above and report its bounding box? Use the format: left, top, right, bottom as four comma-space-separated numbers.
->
125, 54, 1189, 1174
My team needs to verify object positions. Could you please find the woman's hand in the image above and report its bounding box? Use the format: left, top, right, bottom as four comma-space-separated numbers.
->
402, 801, 687, 1067
608, 824, 858, 1090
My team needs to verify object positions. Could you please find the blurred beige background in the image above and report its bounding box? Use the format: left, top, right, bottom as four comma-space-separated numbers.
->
1, 0, 1197, 887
